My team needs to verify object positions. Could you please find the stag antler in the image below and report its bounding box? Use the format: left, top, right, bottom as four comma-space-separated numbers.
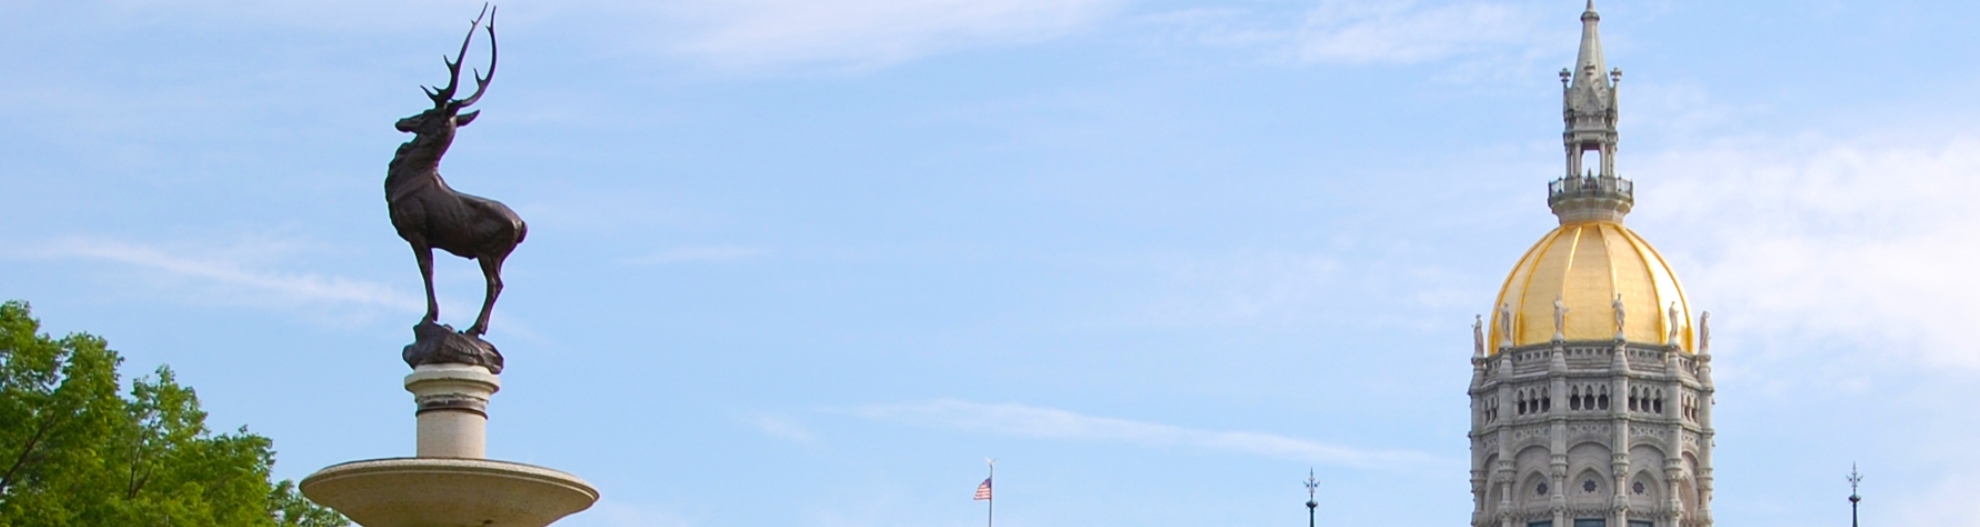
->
423, 4, 497, 109
457, 6, 497, 108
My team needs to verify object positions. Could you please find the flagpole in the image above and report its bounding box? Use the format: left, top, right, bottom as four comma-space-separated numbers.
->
987, 458, 996, 527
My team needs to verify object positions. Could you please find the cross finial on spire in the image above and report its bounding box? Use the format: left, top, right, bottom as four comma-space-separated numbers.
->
1304, 469, 1319, 514
1848, 464, 1862, 499
1848, 464, 1863, 527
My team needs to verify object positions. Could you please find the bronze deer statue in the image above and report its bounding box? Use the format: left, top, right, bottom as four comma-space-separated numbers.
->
388, 5, 524, 347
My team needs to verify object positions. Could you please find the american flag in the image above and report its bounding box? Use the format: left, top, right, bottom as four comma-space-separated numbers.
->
974, 478, 993, 500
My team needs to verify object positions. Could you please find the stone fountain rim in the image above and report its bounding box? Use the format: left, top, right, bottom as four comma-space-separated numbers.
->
301, 456, 598, 500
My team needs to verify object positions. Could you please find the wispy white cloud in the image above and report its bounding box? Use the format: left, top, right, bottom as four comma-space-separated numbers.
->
625, 246, 768, 265
1296, 0, 1543, 64
744, 413, 817, 445
1635, 134, 1980, 369
850, 399, 1431, 468
655, 0, 1127, 69
16, 237, 421, 314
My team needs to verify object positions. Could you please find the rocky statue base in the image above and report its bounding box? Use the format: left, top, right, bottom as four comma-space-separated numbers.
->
301, 363, 596, 527
403, 320, 505, 374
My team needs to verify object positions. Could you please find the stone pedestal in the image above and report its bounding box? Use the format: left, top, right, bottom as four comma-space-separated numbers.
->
406, 363, 499, 458
302, 362, 597, 527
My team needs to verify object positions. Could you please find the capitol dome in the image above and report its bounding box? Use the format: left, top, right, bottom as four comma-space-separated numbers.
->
1487, 218, 1693, 353
1468, 6, 1717, 527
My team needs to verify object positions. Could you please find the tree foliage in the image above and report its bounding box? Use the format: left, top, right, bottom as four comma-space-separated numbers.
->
0, 301, 348, 527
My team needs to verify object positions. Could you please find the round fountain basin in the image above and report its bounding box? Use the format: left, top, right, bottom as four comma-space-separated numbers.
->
302, 457, 597, 527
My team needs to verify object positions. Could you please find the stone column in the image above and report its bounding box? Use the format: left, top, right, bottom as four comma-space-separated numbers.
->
1498, 457, 1516, 527
1696, 353, 1715, 526
1472, 467, 1488, 525
1665, 461, 1685, 527
405, 363, 500, 458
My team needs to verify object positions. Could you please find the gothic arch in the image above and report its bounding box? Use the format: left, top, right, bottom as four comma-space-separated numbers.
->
1570, 467, 1609, 507
1487, 478, 1506, 516
1627, 443, 1669, 517
1521, 471, 1552, 508
1627, 469, 1662, 510
1681, 452, 1704, 514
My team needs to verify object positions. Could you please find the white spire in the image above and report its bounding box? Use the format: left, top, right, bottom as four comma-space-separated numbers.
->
1572, 0, 1608, 89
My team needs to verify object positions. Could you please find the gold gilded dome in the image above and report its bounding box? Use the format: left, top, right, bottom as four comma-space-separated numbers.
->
1487, 219, 1693, 353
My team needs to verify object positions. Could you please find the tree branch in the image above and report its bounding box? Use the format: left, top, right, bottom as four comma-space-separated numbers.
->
0, 411, 61, 496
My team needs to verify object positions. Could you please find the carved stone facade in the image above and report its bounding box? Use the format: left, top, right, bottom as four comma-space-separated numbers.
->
1468, 341, 1714, 527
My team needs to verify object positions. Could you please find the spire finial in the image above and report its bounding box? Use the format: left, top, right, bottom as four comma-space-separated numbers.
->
1848, 464, 1863, 527
1304, 470, 1320, 527
1572, 0, 1607, 87
1848, 464, 1862, 499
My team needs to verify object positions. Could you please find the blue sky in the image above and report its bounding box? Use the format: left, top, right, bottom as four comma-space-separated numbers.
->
5, 0, 1980, 525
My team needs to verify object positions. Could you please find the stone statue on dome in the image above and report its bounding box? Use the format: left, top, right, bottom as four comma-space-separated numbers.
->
1498, 302, 1514, 346
1667, 302, 1681, 344
1612, 294, 1625, 337
1699, 311, 1711, 352
1552, 296, 1568, 340
1473, 315, 1485, 357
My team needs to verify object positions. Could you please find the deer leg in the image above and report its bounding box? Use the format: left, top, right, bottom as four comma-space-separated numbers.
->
467, 254, 504, 336
413, 243, 440, 325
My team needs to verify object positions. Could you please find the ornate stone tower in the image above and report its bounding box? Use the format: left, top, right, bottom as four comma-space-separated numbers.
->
1467, 3, 1715, 527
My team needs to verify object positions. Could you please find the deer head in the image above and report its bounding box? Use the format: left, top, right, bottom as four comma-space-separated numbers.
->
396, 5, 497, 137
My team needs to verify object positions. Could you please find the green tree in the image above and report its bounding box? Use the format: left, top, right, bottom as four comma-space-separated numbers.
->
0, 301, 347, 527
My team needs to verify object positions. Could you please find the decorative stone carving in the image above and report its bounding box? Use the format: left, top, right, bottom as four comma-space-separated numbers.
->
1613, 294, 1626, 338
1554, 296, 1570, 340
1569, 423, 1612, 439
1500, 302, 1515, 347
1699, 311, 1711, 353
1666, 302, 1681, 344
1474, 315, 1487, 357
